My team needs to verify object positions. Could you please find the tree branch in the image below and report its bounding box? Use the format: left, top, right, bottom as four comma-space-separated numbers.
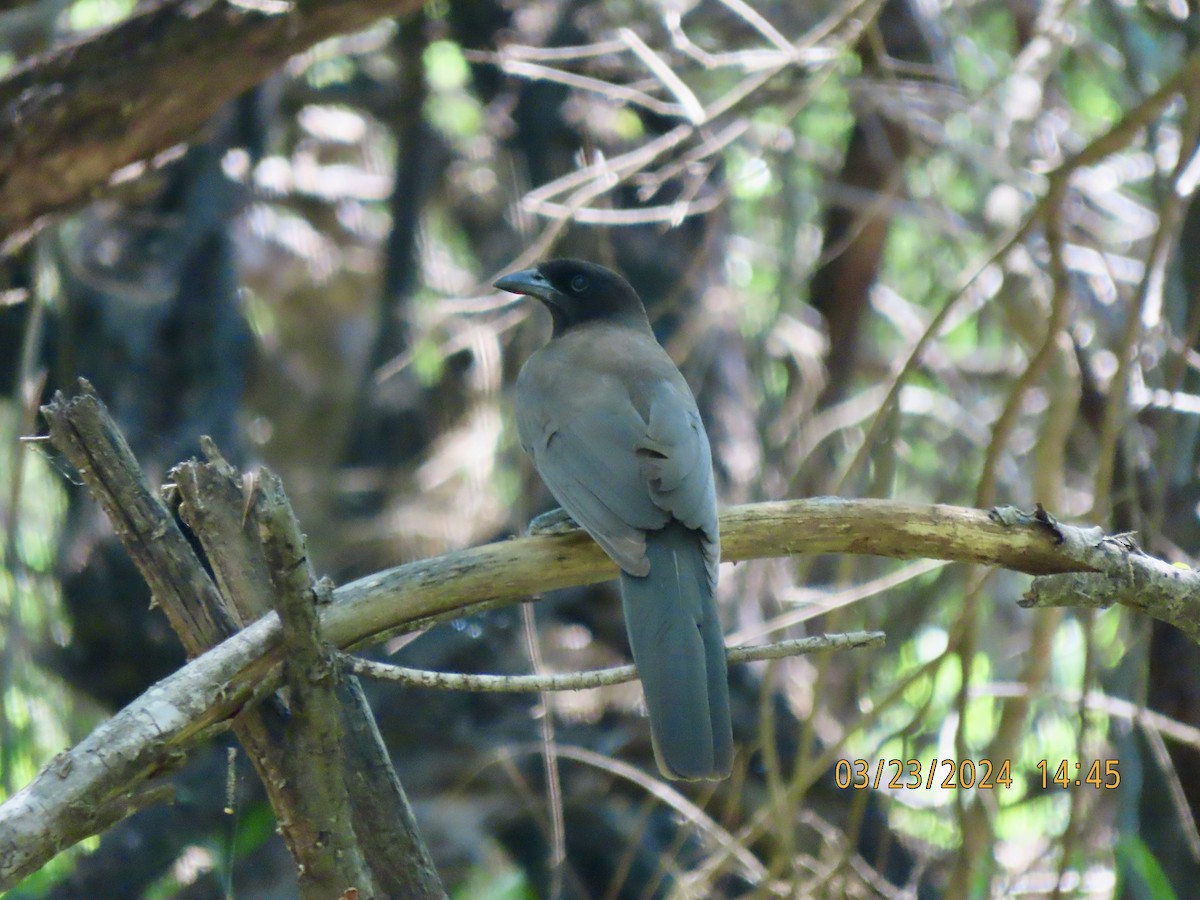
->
1021, 528, 1200, 639
4, 398, 1199, 886
0, 0, 423, 240
33, 387, 444, 897
256, 471, 380, 899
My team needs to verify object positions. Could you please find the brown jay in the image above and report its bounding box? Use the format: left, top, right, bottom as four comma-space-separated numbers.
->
496, 258, 732, 780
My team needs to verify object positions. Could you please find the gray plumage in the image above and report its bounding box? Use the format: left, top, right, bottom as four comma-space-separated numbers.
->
497, 259, 732, 780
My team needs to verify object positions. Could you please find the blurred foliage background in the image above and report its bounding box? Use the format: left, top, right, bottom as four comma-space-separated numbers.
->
3, 0, 1200, 896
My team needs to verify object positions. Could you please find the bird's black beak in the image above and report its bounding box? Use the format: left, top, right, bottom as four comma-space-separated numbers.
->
494, 268, 556, 304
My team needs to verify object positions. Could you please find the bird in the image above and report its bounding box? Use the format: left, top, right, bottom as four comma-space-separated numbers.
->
495, 258, 732, 780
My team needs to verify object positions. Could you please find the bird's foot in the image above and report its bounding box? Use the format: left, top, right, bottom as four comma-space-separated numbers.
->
529, 507, 580, 535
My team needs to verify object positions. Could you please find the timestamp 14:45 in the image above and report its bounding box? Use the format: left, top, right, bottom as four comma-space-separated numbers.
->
1037, 759, 1120, 789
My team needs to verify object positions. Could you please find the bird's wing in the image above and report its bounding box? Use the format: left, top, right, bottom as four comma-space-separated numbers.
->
518, 376, 669, 576
637, 380, 720, 583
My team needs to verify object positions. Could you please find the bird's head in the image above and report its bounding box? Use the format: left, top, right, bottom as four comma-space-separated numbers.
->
495, 259, 650, 336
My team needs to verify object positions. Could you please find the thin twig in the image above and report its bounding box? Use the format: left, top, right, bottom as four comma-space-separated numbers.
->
519, 599, 567, 900
730, 560, 947, 644
1093, 59, 1200, 517
715, 0, 794, 55
343, 632, 886, 692
488, 58, 688, 118
619, 28, 705, 124
499, 743, 769, 884
482, 40, 628, 63
974, 181, 1071, 508
836, 49, 1200, 495
528, 190, 725, 225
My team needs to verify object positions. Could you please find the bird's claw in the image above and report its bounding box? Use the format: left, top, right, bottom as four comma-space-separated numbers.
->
529, 507, 580, 535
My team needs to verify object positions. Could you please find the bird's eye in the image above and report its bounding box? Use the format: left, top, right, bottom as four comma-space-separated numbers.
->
570, 274, 588, 292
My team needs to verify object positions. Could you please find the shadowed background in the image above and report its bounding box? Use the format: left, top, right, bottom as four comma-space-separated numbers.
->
2, 0, 1200, 896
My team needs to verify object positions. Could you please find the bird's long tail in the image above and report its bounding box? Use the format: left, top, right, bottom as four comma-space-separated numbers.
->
619, 521, 732, 780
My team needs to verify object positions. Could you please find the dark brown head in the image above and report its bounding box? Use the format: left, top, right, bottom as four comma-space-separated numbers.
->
495, 258, 650, 336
